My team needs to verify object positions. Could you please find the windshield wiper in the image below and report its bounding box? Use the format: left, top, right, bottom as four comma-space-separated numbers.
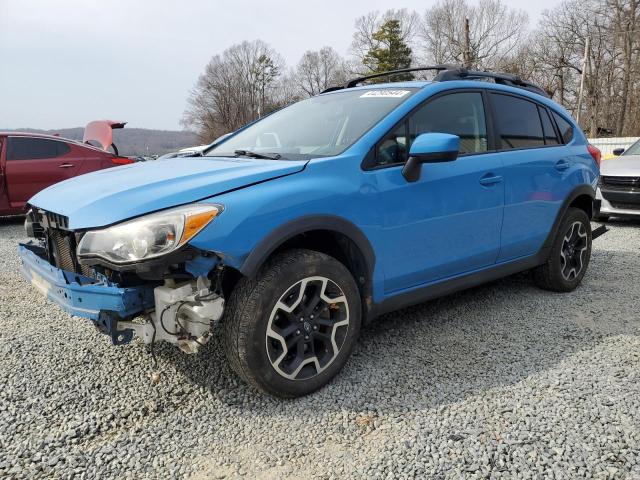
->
234, 149, 281, 160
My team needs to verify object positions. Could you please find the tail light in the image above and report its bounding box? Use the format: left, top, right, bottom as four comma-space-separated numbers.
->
112, 156, 134, 165
587, 144, 601, 169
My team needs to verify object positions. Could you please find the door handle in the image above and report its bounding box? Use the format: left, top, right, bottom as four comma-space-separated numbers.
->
479, 173, 503, 186
555, 160, 570, 171
58, 163, 74, 168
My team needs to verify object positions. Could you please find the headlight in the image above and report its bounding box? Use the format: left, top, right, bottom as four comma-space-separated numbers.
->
77, 204, 222, 264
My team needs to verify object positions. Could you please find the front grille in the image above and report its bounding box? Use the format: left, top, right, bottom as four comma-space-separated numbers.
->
29, 208, 95, 278
601, 176, 640, 187
46, 211, 69, 229
610, 202, 640, 211
31, 208, 70, 230
600, 176, 640, 208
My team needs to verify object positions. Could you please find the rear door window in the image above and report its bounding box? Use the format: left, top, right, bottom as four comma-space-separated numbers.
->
490, 93, 545, 149
56, 142, 71, 156
538, 107, 560, 145
7, 137, 67, 160
551, 111, 574, 144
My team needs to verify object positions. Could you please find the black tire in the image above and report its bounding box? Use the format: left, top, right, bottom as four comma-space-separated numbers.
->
533, 207, 592, 292
223, 248, 361, 398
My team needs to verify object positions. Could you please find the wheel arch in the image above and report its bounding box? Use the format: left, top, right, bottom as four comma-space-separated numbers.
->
568, 192, 594, 219
542, 184, 595, 251
238, 215, 376, 319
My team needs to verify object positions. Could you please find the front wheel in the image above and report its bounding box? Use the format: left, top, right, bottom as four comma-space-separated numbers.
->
533, 207, 592, 292
223, 249, 361, 398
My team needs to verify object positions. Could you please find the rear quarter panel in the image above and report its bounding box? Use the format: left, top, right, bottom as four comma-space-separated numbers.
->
72, 144, 114, 174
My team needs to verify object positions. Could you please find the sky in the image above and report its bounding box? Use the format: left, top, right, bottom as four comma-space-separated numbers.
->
0, 0, 560, 131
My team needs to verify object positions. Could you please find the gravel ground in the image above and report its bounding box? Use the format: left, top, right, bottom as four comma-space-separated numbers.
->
1, 216, 639, 479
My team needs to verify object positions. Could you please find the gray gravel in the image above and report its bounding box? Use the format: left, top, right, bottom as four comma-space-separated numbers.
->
1, 215, 639, 479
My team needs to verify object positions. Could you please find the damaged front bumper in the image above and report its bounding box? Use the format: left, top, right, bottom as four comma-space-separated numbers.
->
18, 242, 225, 351
18, 242, 155, 343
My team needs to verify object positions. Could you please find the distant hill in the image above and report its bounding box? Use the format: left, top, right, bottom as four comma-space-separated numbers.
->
1, 127, 200, 156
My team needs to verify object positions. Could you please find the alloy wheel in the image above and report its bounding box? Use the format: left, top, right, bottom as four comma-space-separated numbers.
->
560, 221, 588, 281
265, 276, 350, 380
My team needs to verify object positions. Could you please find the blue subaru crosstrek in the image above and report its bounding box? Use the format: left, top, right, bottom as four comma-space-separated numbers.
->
19, 66, 601, 397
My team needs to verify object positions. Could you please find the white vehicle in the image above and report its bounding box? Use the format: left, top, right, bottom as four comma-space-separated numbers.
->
595, 138, 640, 220
178, 144, 209, 155
157, 134, 233, 161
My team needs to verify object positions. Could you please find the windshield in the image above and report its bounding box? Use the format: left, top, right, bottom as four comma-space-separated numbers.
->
205, 88, 417, 160
623, 139, 640, 156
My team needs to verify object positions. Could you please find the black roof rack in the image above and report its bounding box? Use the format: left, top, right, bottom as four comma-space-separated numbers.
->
323, 65, 550, 98
343, 64, 458, 89
434, 67, 550, 97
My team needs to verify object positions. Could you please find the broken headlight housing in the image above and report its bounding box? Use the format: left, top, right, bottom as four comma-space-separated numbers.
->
77, 204, 222, 264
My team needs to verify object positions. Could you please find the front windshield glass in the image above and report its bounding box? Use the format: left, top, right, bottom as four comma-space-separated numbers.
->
205, 88, 417, 160
623, 139, 640, 156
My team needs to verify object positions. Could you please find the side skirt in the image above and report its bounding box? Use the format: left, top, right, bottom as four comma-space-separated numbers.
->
373, 247, 550, 317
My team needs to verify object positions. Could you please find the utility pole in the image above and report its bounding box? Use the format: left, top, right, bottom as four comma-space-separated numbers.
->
576, 35, 590, 125
463, 18, 471, 68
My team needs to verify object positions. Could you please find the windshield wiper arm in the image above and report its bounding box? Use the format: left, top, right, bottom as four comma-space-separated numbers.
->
234, 149, 281, 160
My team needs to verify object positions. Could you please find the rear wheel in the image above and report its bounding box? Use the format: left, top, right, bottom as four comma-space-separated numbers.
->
223, 249, 361, 398
533, 207, 592, 292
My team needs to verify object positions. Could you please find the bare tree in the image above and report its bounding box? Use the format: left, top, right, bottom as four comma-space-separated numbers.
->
608, 0, 640, 134
272, 68, 305, 108
182, 40, 284, 142
295, 47, 349, 96
419, 0, 528, 69
529, 0, 638, 135
182, 2, 640, 141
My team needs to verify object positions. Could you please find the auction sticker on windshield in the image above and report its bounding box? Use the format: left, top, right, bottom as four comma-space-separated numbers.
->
360, 90, 410, 98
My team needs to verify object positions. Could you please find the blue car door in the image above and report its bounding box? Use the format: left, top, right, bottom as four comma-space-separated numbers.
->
488, 93, 571, 262
363, 91, 505, 295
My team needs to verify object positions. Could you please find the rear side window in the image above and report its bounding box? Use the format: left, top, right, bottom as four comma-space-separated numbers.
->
7, 137, 70, 160
57, 142, 71, 156
538, 107, 560, 145
491, 93, 544, 149
551, 111, 574, 144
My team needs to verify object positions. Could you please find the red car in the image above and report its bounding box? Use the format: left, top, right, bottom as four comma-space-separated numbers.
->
0, 120, 132, 216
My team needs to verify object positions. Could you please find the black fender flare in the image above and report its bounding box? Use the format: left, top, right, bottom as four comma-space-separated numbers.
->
239, 214, 376, 281
541, 184, 596, 251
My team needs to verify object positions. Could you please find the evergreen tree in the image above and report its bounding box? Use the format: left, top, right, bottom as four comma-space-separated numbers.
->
363, 19, 413, 81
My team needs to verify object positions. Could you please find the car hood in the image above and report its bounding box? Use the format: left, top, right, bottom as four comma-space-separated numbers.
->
29, 156, 307, 229
600, 155, 640, 176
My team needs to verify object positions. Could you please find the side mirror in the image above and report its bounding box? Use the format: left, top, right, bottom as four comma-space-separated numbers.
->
612, 148, 624, 156
402, 133, 460, 182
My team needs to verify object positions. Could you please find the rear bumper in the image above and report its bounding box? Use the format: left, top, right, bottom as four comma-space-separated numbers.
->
596, 187, 640, 217
18, 243, 155, 340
